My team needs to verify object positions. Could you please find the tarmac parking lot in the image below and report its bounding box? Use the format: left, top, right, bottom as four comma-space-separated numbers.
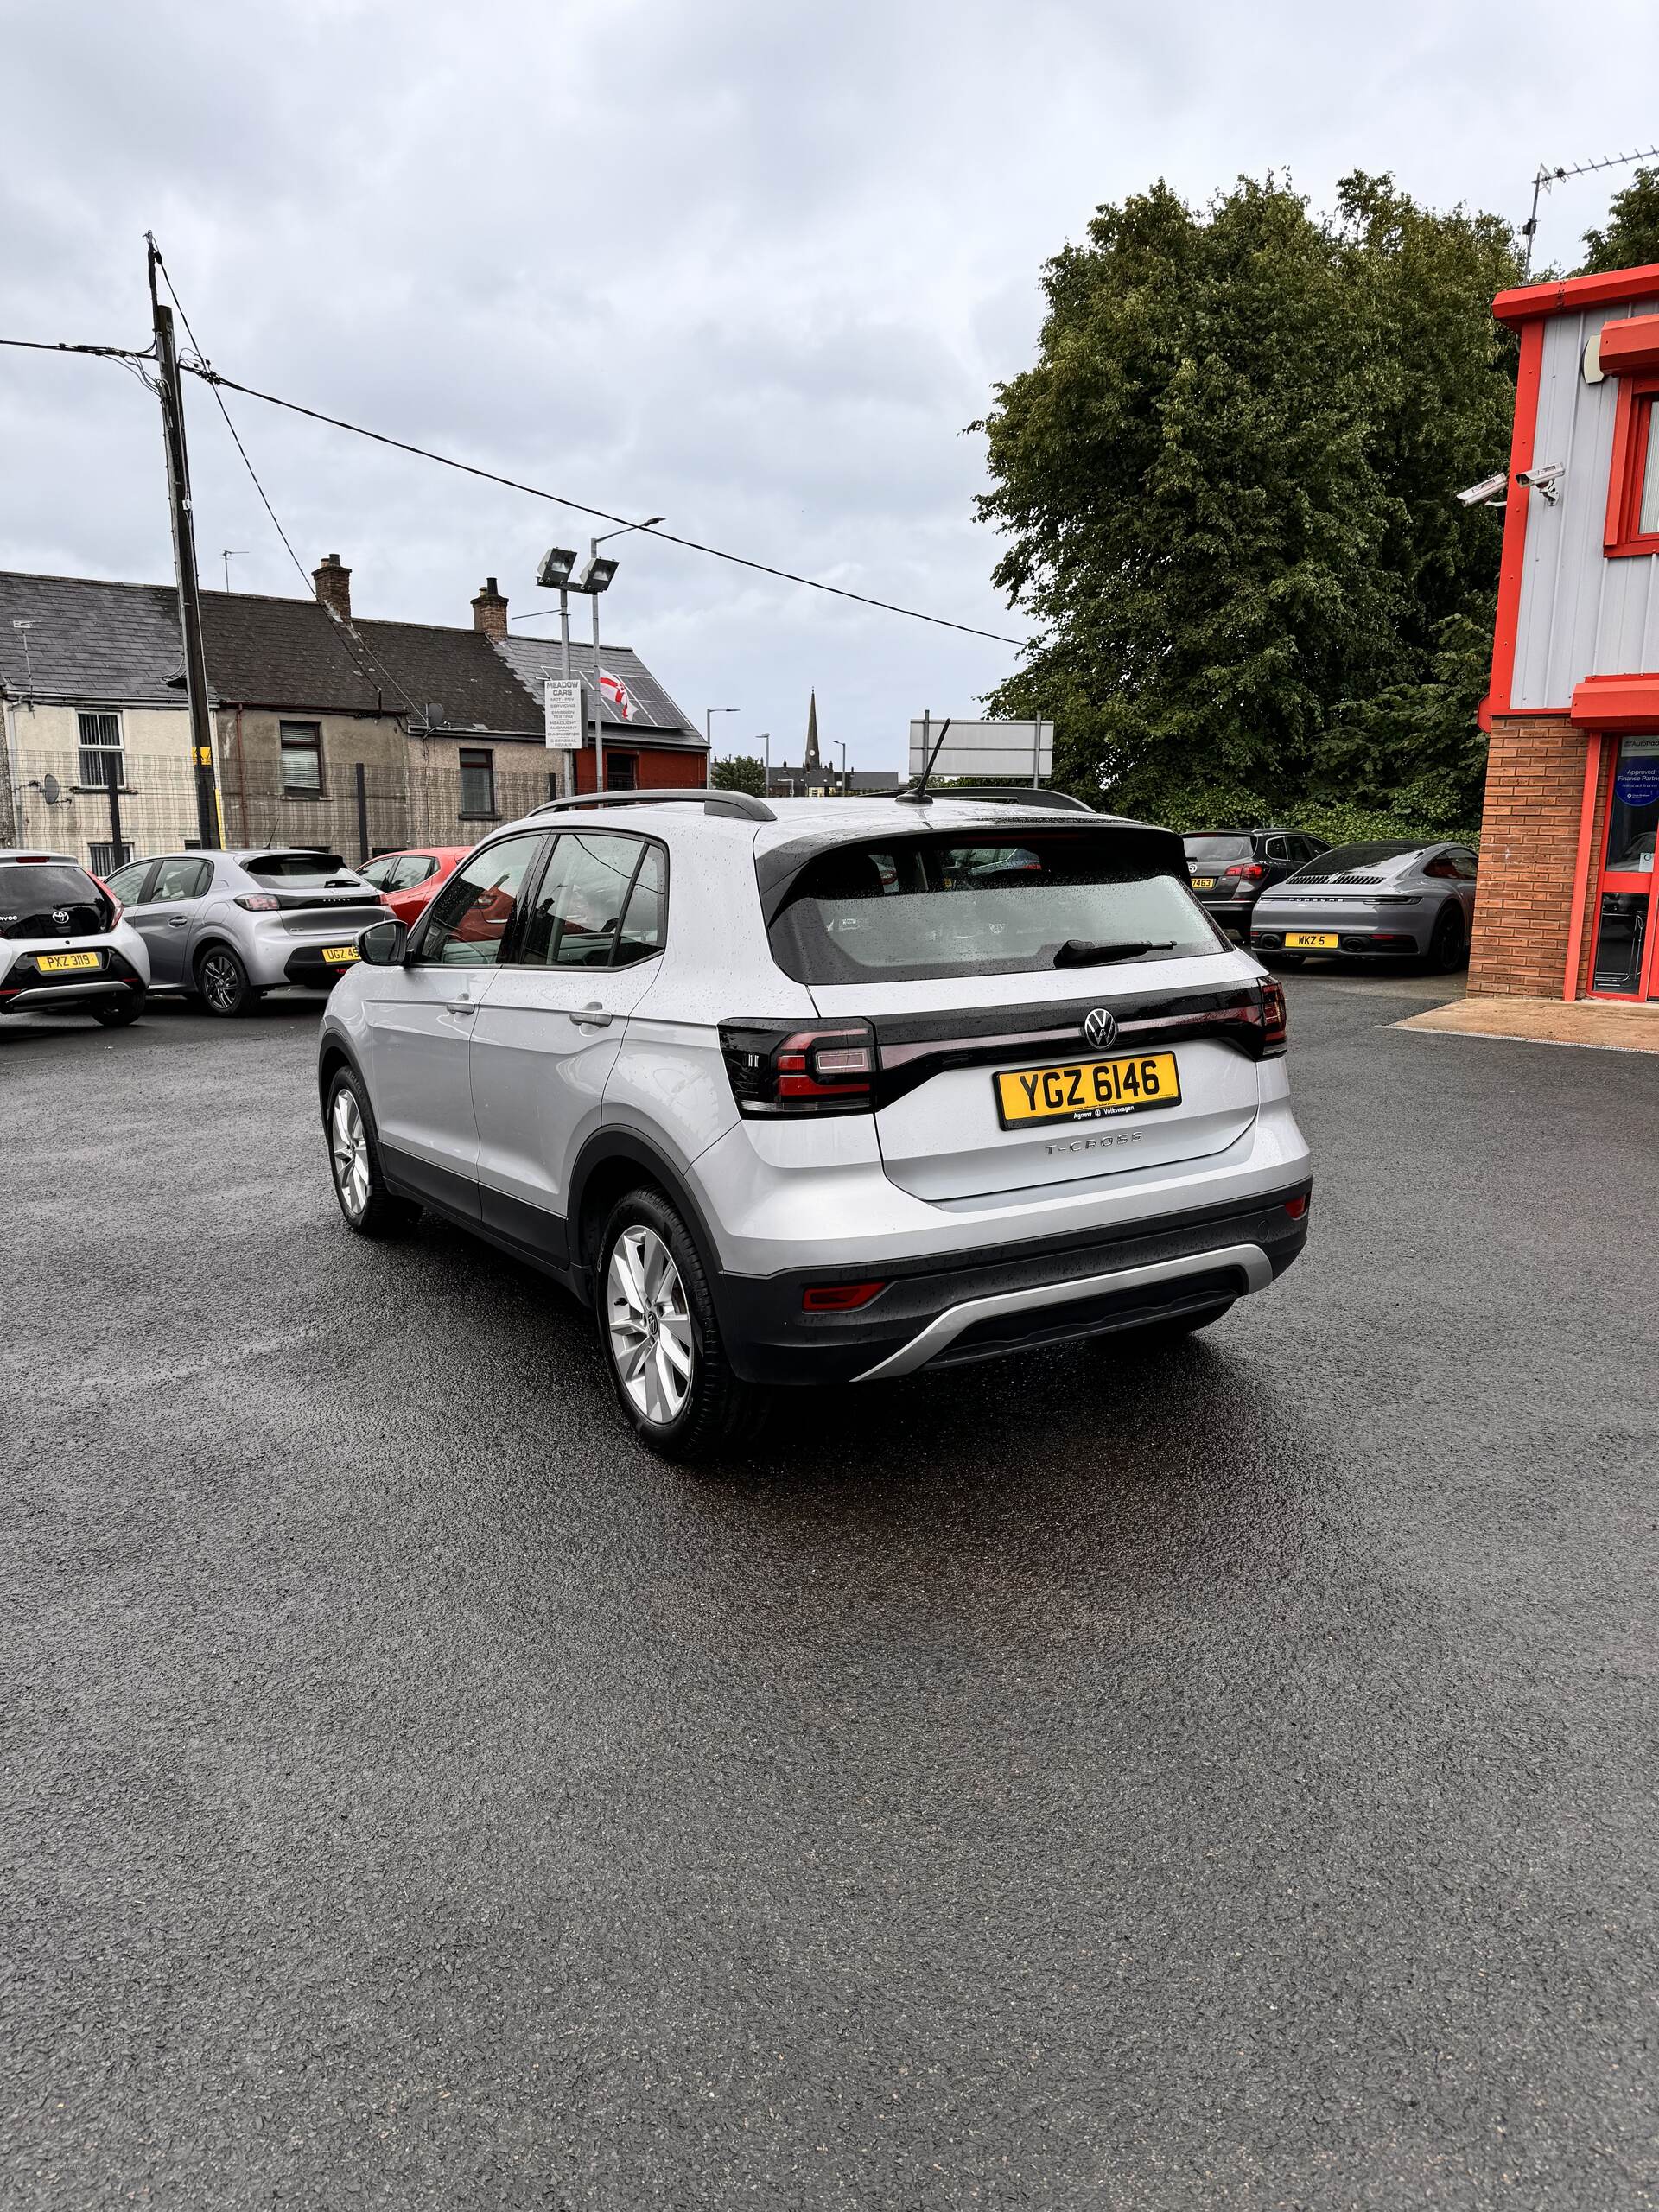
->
3, 969, 1656, 2209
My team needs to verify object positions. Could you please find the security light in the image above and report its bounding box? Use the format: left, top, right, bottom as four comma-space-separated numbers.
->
1456, 473, 1509, 507
537, 546, 578, 588
572, 554, 620, 594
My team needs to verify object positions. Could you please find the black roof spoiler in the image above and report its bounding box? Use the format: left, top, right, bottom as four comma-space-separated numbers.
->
530, 788, 775, 823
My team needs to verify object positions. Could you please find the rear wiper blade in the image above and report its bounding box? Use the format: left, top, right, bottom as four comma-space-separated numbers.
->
1052, 938, 1175, 968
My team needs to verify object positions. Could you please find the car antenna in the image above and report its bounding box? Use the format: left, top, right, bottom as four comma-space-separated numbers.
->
896, 718, 950, 805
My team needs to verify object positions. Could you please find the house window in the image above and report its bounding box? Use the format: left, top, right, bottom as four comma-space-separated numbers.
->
1605, 379, 1659, 555
89, 840, 134, 876
280, 721, 323, 796
606, 753, 639, 791
77, 710, 124, 789
459, 747, 497, 818
1640, 404, 1659, 537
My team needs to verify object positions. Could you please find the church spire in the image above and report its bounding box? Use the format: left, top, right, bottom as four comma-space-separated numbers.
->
804, 689, 821, 770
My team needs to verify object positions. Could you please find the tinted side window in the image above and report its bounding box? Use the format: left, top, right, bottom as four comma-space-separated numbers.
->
1266, 837, 1291, 861
392, 855, 438, 890
519, 833, 650, 968
615, 846, 666, 966
153, 858, 211, 902
358, 856, 397, 889
416, 835, 543, 966
105, 861, 154, 903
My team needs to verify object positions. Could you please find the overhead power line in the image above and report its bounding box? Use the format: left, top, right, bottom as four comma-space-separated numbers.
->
0, 335, 151, 362
177, 362, 1028, 648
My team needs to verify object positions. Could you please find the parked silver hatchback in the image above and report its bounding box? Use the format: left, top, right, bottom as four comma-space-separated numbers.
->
106, 848, 387, 1016
318, 792, 1313, 1459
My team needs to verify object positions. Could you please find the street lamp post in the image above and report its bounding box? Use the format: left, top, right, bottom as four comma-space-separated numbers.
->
705, 706, 739, 781
836, 739, 849, 795
535, 545, 580, 797
755, 734, 771, 798
544, 518, 662, 795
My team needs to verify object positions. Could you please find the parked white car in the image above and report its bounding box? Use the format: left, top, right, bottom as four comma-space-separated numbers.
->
0, 849, 149, 1026
318, 791, 1312, 1459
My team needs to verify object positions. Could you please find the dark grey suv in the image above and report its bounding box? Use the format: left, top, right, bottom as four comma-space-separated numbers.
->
1183, 830, 1329, 936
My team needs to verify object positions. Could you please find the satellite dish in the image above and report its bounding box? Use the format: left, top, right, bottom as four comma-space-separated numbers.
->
41, 772, 60, 805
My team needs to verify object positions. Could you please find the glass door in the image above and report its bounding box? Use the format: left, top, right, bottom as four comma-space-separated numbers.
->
1591, 734, 1659, 997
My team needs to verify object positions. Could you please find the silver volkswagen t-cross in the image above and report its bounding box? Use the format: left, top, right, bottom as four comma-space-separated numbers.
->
317, 791, 1311, 1459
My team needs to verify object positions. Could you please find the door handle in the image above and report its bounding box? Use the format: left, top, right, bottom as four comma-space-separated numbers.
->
447, 1001, 476, 1018
168, 916, 188, 928
575, 1003, 613, 1027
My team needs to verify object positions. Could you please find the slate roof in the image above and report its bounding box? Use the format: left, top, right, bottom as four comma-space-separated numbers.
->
0, 573, 185, 705
498, 637, 705, 746
200, 592, 543, 731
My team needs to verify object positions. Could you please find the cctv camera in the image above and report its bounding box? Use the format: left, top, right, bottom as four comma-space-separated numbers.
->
1455, 472, 1509, 507
1514, 462, 1562, 502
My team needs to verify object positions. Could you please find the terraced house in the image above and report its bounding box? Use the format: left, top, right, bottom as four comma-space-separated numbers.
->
0, 556, 706, 869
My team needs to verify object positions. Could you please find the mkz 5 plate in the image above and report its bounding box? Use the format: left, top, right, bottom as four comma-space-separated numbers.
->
1284, 931, 1338, 950
321, 944, 361, 965
995, 1051, 1181, 1128
35, 950, 102, 974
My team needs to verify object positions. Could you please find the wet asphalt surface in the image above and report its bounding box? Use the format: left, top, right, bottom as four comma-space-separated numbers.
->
3, 968, 1656, 2209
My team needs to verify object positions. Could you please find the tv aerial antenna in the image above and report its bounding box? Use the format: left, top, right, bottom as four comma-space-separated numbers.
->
1523, 145, 1659, 276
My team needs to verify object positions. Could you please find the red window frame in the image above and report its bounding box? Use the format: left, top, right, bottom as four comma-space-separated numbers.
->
1604, 372, 1659, 556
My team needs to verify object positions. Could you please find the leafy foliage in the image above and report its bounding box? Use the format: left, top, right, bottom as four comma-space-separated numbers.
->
1580, 168, 1659, 274
710, 753, 766, 796
975, 173, 1521, 834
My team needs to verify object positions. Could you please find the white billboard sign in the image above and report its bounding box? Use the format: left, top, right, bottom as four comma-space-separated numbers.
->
907, 715, 1051, 781
543, 677, 584, 751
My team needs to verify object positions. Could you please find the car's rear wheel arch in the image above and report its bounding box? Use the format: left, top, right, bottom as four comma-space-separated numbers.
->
569, 1130, 724, 1309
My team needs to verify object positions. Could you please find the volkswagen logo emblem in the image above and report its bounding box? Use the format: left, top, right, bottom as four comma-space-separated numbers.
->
51, 908, 71, 929
1083, 1007, 1117, 1049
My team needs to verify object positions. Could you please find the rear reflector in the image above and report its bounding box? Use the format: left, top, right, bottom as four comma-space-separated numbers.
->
802, 1281, 887, 1312
1284, 1194, 1308, 1219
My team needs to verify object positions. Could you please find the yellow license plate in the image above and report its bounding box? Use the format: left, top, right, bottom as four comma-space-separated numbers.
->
995, 1051, 1181, 1128
1284, 931, 1338, 950
1190, 876, 1216, 890
321, 945, 360, 965
35, 950, 101, 973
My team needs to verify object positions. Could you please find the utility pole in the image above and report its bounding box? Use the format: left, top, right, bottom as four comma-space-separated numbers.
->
147, 238, 219, 849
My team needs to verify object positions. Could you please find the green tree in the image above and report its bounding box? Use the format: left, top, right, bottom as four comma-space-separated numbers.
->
974, 172, 1520, 830
711, 753, 765, 796
1580, 168, 1659, 273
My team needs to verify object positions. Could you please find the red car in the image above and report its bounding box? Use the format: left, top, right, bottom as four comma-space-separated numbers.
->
355, 846, 470, 924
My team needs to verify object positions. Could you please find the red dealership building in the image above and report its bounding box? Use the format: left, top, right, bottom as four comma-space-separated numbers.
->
1471, 263, 1659, 1003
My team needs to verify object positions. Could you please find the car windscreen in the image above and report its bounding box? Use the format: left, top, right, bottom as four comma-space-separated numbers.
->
1285, 841, 1423, 883
1182, 835, 1252, 862
242, 852, 353, 883
0, 861, 113, 940
766, 830, 1223, 985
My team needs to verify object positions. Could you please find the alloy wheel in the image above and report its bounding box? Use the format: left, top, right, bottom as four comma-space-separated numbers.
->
330, 1087, 371, 1221
200, 950, 241, 1014
607, 1224, 695, 1425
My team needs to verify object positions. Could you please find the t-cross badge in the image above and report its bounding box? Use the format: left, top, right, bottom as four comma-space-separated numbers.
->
318, 792, 1311, 1459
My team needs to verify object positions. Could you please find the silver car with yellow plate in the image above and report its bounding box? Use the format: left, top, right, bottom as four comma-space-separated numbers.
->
317, 791, 1312, 1459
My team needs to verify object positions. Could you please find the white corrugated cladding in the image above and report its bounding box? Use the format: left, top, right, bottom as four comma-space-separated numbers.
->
1512, 297, 1659, 709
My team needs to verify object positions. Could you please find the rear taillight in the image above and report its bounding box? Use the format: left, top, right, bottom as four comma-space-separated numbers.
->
1259, 978, 1287, 1056
1224, 861, 1268, 881
105, 898, 123, 927
234, 893, 282, 912
720, 1018, 877, 1116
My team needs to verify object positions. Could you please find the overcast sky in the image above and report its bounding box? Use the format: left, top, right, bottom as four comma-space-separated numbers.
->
3, 0, 1657, 772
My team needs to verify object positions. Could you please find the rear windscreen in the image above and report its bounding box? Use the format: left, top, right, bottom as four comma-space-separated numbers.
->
0, 862, 111, 939
766, 831, 1224, 985
1183, 835, 1252, 863
244, 852, 351, 882
1287, 841, 1421, 882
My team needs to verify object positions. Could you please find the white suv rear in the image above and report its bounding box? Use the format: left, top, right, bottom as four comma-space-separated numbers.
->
317, 792, 1311, 1458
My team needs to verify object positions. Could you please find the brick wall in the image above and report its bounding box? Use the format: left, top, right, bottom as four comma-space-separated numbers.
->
1468, 711, 1595, 999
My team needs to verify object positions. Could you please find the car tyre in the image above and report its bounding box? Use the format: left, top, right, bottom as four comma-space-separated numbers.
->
92, 990, 145, 1028
326, 1069, 421, 1238
596, 1186, 764, 1462
1427, 906, 1466, 974
195, 944, 260, 1018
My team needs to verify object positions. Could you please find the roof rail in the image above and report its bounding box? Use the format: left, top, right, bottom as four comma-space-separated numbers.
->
936, 786, 1096, 813
530, 787, 775, 823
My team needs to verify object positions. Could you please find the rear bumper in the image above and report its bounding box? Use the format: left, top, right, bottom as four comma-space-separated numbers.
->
710, 1182, 1310, 1385
0, 959, 145, 1015
282, 946, 363, 987
1251, 923, 1429, 957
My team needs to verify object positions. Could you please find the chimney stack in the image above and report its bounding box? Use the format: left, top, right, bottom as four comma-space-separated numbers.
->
312, 552, 353, 625
471, 575, 508, 641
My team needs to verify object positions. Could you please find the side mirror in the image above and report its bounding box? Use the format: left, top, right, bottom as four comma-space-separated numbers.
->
359, 918, 409, 965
